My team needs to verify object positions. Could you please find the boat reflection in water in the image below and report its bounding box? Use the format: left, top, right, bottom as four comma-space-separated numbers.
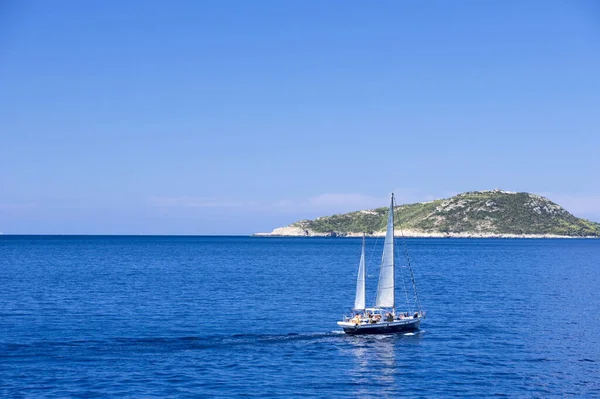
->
344, 332, 424, 397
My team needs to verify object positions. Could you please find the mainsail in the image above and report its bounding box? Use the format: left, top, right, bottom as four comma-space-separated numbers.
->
375, 193, 395, 308
354, 235, 366, 311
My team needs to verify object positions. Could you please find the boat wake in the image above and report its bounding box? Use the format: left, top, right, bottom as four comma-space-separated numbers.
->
0, 331, 347, 356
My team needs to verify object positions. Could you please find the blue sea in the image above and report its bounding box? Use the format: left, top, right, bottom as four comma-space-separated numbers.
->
1, 236, 599, 398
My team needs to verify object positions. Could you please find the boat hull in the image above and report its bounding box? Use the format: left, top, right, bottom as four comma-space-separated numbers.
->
337, 318, 421, 335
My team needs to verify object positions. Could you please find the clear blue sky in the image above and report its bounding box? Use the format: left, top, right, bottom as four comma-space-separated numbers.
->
1, 1, 599, 234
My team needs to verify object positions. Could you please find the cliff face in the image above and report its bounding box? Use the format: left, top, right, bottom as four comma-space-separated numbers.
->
255, 190, 600, 238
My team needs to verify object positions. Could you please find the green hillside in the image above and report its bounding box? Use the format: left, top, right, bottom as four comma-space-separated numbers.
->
285, 190, 600, 237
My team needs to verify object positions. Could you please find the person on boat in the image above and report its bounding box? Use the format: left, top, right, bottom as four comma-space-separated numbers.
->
352, 315, 361, 325
385, 313, 394, 322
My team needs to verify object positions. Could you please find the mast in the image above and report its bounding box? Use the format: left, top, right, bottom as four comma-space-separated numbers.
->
375, 193, 395, 309
354, 234, 366, 311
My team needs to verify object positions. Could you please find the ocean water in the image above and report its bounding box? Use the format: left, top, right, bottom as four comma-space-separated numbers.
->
1, 236, 599, 398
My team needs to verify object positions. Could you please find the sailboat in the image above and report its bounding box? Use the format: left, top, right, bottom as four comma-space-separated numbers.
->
337, 193, 425, 335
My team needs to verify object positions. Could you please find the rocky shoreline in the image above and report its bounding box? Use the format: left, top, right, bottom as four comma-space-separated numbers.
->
252, 227, 597, 239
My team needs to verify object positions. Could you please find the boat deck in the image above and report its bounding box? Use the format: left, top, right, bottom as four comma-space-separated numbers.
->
337, 313, 423, 335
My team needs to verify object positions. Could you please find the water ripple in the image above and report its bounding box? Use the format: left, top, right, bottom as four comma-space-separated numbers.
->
1, 236, 599, 397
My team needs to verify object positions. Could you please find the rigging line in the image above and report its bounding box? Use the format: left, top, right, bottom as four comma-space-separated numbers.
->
393, 195, 411, 311
368, 229, 381, 273
405, 247, 422, 314
396, 200, 423, 314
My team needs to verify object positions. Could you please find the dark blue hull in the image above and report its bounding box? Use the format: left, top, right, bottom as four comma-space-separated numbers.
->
342, 320, 421, 335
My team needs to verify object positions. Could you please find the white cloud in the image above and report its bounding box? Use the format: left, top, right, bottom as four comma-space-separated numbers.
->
148, 189, 441, 216
273, 189, 438, 214
273, 193, 382, 214
308, 193, 384, 208
148, 196, 255, 208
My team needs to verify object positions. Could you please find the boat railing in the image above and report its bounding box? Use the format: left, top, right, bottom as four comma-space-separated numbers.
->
342, 309, 424, 324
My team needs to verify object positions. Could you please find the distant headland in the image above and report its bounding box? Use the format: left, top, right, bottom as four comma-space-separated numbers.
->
254, 190, 600, 238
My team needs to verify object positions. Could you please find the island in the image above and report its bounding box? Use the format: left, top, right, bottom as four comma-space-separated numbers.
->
254, 190, 600, 238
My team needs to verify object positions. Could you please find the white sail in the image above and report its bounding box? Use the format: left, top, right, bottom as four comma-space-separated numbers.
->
375, 193, 395, 308
354, 236, 366, 311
